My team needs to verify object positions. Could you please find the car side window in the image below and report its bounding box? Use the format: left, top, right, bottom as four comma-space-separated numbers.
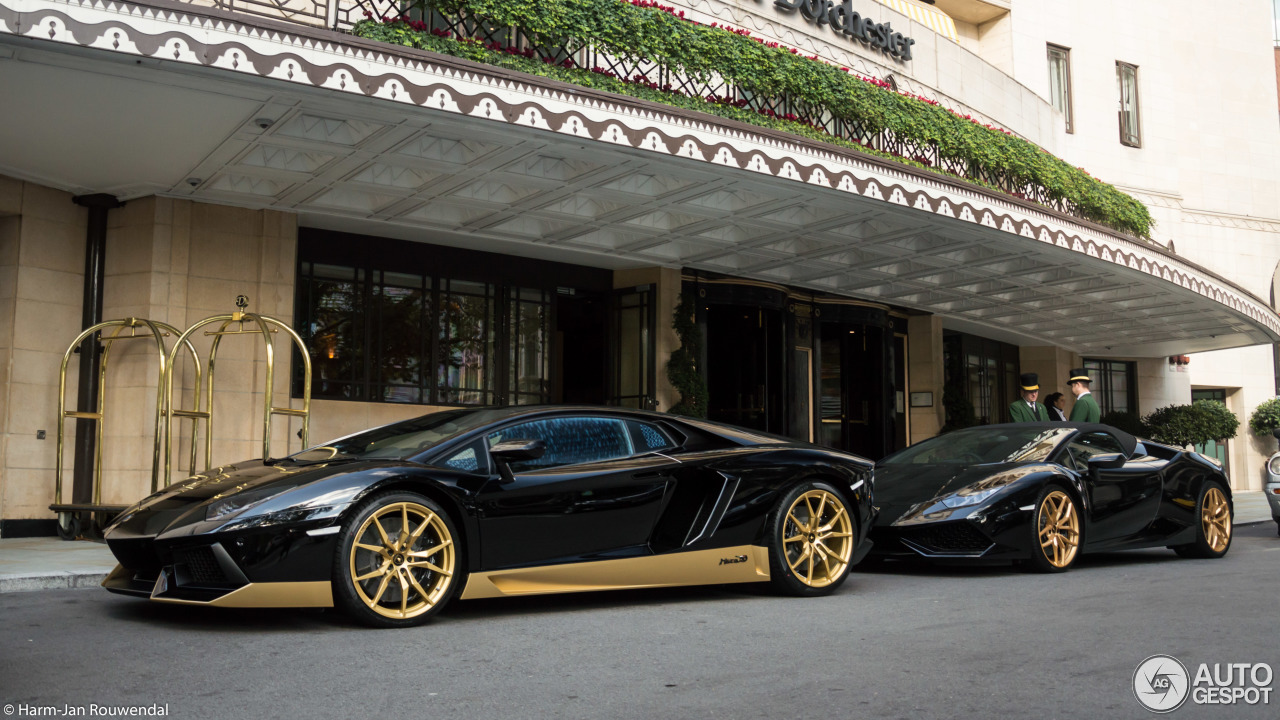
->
438, 438, 490, 475
1063, 432, 1125, 471
487, 417, 636, 472
627, 420, 675, 453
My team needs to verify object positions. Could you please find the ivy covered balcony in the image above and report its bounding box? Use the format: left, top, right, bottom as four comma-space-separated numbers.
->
185, 0, 1152, 237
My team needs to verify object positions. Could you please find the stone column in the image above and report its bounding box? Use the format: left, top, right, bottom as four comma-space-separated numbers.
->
907, 314, 943, 443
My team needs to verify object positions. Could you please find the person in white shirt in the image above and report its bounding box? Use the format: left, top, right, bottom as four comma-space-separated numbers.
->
1043, 392, 1067, 422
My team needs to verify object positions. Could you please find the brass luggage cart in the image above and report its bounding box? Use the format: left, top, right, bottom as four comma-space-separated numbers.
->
163, 302, 312, 485
51, 318, 201, 539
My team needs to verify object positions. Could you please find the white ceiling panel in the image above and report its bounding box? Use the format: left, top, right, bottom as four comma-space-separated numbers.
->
0, 32, 1274, 357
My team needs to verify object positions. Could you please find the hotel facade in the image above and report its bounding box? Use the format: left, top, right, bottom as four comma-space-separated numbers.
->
1, 0, 1278, 535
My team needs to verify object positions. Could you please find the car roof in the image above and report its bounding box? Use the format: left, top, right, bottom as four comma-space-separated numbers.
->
959, 422, 1138, 457
423, 405, 796, 447
442, 404, 674, 423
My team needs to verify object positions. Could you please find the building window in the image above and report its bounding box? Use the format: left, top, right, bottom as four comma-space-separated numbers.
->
374, 270, 433, 404
297, 262, 526, 406
437, 279, 498, 405
943, 332, 1020, 425
1047, 44, 1073, 133
1274, 0, 1280, 46
1116, 61, 1141, 147
294, 235, 567, 407
1082, 358, 1136, 417
508, 287, 551, 406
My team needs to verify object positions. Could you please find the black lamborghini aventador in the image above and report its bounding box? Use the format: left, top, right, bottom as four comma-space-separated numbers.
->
868, 423, 1233, 572
103, 406, 875, 627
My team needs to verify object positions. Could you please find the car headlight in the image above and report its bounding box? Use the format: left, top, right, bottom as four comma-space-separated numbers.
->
216, 505, 343, 533
939, 486, 1003, 508
935, 471, 1025, 510
205, 486, 290, 521
1268, 454, 1280, 477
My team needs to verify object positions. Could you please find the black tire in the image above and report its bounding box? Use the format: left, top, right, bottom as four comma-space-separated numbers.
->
1173, 481, 1232, 559
1275, 521, 1280, 538
1026, 485, 1081, 573
332, 491, 462, 628
766, 481, 857, 597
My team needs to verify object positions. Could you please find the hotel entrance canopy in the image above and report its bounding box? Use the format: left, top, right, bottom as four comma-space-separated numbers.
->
2, 0, 1277, 357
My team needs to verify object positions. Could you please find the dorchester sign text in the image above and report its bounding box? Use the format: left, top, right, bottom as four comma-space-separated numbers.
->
774, 0, 916, 60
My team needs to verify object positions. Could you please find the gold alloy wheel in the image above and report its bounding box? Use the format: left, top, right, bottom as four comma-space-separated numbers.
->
348, 501, 455, 620
782, 489, 854, 588
1201, 486, 1231, 553
1036, 490, 1080, 568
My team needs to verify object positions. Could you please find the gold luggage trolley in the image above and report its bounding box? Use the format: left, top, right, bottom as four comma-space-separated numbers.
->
163, 302, 312, 485
51, 318, 202, 539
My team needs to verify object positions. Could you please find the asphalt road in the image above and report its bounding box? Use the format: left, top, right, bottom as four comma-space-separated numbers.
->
2, 524, 1278, 720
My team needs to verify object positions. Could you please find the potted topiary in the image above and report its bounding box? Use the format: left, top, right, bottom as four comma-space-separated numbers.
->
1248, 397, 1280, 439
1141, 400, 1238, 449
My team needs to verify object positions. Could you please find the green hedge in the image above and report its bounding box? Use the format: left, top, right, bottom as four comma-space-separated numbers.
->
1141, 400, 1239, 448
350, 0, 1153, 237
1249, 397, 1280, 437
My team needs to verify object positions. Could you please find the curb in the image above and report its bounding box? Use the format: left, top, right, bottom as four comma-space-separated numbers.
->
0, 572, 109, 594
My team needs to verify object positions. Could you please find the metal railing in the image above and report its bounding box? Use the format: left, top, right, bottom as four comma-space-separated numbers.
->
182, 0, 1086, 222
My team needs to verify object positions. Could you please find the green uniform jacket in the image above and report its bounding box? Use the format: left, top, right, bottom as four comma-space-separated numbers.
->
1069, 393, 1101, 423
1009, 400, 1049, 422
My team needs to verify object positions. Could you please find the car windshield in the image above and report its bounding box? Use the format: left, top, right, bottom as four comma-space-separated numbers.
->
289, 408, 513, 461
879, 426, 1075, 465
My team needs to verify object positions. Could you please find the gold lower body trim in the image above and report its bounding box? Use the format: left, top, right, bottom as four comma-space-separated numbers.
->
150, 578, 334, 608
104, 562, 336, 608
460, 545, 770, 600
103, 563, 131, 586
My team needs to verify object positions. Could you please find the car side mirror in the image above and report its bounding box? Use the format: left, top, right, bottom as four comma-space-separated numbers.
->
1087, 453, 1126, 471
490, 439, 545, 483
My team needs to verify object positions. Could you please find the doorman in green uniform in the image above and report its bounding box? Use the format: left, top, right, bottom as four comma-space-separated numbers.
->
1008, 373, 1050, 422
1067, 368, 1101, 423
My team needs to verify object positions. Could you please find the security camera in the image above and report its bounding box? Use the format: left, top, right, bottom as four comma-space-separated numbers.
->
186, 177, 202, 187
254, 117, 274, 130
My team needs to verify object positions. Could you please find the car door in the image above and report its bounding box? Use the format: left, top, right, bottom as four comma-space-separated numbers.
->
469, 415, 677, 569
1065, 431, 1162, 546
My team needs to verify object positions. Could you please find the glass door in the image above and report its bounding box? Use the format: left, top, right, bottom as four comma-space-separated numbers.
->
706, 306, 785, 433
609, 285, 655, 409
818, 323, 889, 459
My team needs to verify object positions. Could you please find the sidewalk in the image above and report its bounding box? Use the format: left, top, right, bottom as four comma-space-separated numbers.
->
0, 491, 1274, 594
0, 535, 118, 593
1233, 490, 1273, 529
